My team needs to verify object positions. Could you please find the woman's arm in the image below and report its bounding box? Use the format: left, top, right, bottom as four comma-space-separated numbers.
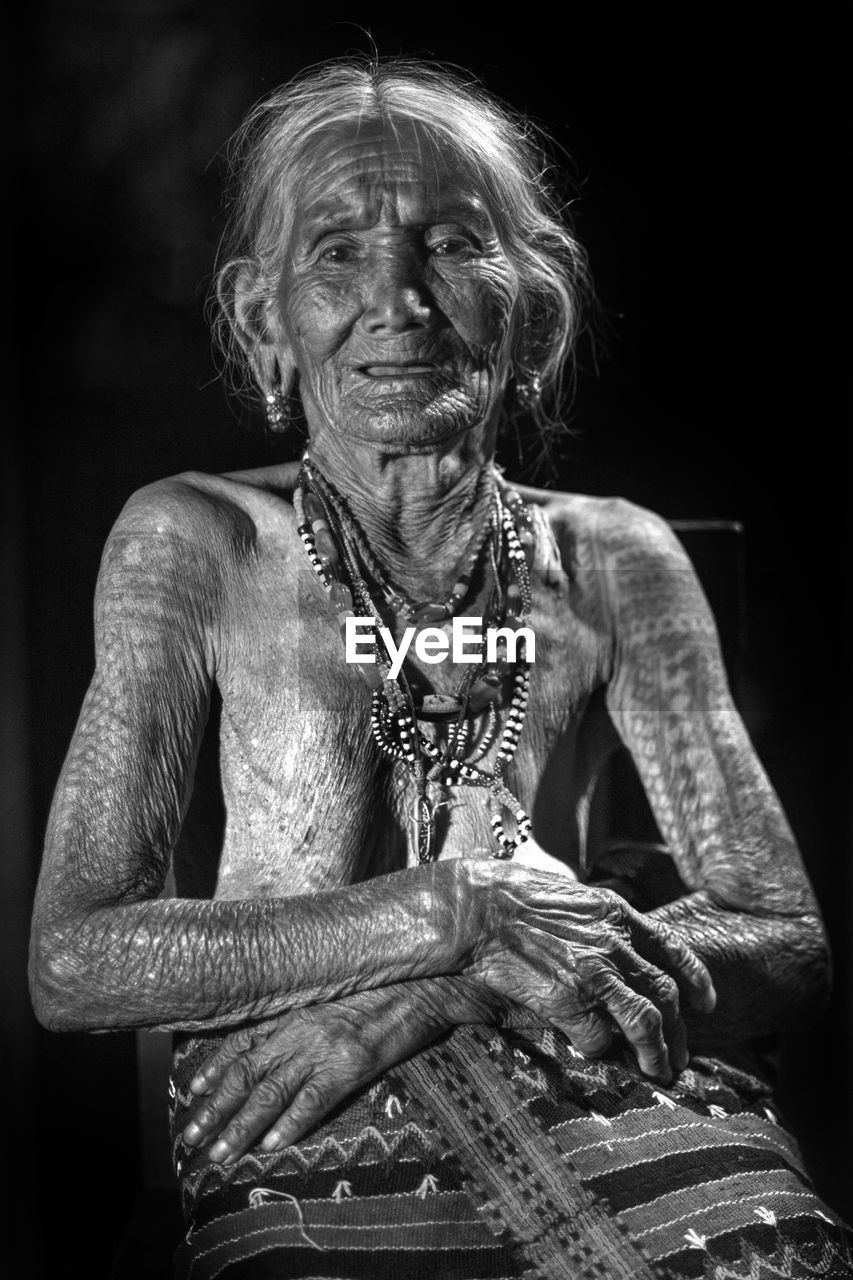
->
179, 499, 830, 1163
595, 498, 830, 1045
31, 482, 711, 1044
28, 482, 479, 1033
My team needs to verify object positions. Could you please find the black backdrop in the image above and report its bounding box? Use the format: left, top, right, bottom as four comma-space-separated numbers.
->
5, 5, 849, 1275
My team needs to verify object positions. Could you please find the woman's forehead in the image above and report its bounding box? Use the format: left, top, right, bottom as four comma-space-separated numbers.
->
291, 117, 493, 232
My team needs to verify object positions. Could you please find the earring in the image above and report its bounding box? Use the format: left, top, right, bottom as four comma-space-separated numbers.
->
264, 387, 288, 430
514, 371, 542, 412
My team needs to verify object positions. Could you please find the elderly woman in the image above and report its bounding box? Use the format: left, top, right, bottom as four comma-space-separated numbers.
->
30, 58, 848, 1280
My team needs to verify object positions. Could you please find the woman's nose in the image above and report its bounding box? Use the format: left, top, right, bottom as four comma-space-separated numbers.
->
360, 254, 434, 334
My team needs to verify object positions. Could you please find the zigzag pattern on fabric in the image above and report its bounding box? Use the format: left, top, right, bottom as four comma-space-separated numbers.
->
180, 1120, 438, 1205
169, 1023, 852, 1279
392, 1024, 852, 1279
686, 1223, 853, 1279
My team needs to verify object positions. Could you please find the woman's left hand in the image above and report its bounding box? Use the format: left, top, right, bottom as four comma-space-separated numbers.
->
181, 978, 498, 1164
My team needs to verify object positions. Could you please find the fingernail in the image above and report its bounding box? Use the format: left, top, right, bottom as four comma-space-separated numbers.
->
261, 1133, 282, 1152
190, 1075, 208, 1094
183, 1123, 203, 1146
208, 1140, 231, 1164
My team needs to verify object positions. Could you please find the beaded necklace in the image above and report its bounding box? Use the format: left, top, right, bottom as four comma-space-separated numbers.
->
294, 454, 536, 861
306, 460, 498, 627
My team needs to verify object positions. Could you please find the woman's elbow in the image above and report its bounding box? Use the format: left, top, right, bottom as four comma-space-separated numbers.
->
29, 925, 100, 1033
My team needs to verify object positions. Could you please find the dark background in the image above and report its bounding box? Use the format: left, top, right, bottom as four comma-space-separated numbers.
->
4, 4, 849, 1275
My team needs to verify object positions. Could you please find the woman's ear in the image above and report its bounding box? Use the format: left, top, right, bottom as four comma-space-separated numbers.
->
219, 258, 292, 392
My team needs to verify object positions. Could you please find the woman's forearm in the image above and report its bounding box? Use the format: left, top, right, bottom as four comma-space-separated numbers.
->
651, 891, 830, 1047
29, 862, 479, 1034
343, 888, 831, 1056
340, 972, 536, 1040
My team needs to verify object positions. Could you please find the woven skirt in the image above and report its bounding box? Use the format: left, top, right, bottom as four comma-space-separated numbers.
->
170, 1024, 852, 1279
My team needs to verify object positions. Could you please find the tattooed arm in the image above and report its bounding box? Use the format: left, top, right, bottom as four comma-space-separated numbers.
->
178, 496, 828, 1162
29, 479, 712, 1046
27, 481, 484, 1034
593, 498, 830, 1047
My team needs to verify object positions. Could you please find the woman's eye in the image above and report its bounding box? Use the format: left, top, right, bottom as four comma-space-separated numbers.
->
430, 237, 472, 258
318, 243, 354, 264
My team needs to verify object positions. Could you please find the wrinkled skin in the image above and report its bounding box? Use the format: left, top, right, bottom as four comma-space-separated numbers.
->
183, 984, 491, 1164
184, 881, 715, 1165
29, 119, 829, 1170
274, 117, 518, 452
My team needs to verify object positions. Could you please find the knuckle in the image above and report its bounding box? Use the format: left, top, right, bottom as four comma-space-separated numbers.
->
228, 1027, 255, 1053
667, 933, 698, 970
224, 1055, 259, 1093
650, 918, 672, 946
653, 974, 680, 1010
223, 1111, 254, 1144
596, 886, 623, 916
624, 1000, 662, 1040
673, 946, 698, 975
194, 1102, 220, 1129
252, 1076, 288, 1110
586, 961, 619, 993
295, 1078, 331, 1116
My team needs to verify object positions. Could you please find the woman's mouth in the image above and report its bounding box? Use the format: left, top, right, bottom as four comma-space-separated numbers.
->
359, 364, 435, 377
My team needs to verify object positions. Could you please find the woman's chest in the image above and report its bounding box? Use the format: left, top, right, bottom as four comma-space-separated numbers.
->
210, 554, 611, 895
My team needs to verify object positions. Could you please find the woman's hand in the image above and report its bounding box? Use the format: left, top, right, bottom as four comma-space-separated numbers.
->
464, 860, 716, 1081
181, 977, 499, 1165
181, 1006, 384, 1165
180, 862, 716, 1165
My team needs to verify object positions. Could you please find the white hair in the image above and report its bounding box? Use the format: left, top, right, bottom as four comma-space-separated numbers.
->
214, 56, 592, 445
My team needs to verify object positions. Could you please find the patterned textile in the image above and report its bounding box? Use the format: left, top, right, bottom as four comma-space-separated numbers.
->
170, 1024, 852, 1279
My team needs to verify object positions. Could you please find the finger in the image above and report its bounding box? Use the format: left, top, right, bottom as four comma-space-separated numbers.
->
515, 948, 673, 1081
208, 1071, 306, 1164
609, 945, 689, 1072
553, 1005, 614, 1061
190, 1027, 257, 1096
600, 978, 672, 1082
183, 1054, 261, 1148
649, 971, 688, 1072
484, 944, 614, 1058
259, 1073, 354, 1153
625, 908, 716, 1013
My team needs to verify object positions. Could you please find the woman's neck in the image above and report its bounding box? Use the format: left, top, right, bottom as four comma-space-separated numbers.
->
306, 430, 499, 600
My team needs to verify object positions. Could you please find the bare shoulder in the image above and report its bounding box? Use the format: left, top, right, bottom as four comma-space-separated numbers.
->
512, 483, 687, 573
115, 462, 300, 550
512, 484, 710, 648
96, 463, 302, 631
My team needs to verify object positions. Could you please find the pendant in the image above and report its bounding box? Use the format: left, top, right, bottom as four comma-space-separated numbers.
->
411, 794, 436, 863
468, 672, 503, 714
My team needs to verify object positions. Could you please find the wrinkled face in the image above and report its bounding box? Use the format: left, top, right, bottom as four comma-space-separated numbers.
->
276, 118, 519, 450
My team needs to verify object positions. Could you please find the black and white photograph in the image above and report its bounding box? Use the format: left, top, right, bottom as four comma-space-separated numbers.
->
5, 6, 850, 1277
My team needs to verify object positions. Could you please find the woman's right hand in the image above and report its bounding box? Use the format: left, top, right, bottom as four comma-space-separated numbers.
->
459, 860, 717, 1082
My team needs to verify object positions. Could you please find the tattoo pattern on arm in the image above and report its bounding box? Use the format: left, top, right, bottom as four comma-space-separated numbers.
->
29, 481, 472, 1033
591, 499, 829, 1043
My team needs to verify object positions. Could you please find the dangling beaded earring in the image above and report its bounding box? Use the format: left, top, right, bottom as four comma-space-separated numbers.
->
264, 386, 288, 431
514, 370, 542, 412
